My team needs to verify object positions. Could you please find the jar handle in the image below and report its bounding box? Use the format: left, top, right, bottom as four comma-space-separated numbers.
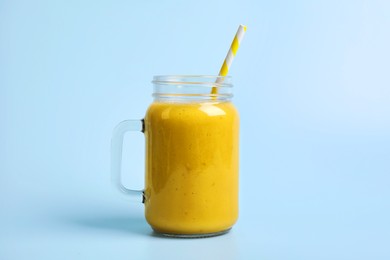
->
111, 119, 144, 203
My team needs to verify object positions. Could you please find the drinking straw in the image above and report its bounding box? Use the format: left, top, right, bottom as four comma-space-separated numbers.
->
211, 24, 247, 95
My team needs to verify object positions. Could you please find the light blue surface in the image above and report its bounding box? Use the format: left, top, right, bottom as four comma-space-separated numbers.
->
1, 0, 390, 259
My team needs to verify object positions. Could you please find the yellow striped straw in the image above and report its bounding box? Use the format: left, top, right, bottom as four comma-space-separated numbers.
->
211, 24, 247, 95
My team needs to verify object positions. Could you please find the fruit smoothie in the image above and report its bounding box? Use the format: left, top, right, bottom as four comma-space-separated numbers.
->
143, 101, 239, 235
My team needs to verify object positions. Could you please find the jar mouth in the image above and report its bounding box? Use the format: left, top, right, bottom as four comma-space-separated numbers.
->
152, 75, 233, 101
152, 75, 233, 88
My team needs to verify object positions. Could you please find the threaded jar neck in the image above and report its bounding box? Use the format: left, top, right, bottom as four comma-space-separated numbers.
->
152, 75, 233, 102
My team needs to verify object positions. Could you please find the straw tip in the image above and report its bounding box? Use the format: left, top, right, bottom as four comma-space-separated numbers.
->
240, 24, 247, 32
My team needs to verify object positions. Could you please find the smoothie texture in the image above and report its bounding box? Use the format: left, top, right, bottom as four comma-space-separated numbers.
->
144, 101, 239, 235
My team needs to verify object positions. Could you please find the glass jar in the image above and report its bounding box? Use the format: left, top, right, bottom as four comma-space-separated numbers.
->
111, 75, 239, 238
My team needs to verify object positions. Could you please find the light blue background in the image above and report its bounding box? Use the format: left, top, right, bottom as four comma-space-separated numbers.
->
1, 0, 390, 259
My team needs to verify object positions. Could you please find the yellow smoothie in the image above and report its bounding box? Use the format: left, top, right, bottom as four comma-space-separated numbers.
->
144, 101, 239, 235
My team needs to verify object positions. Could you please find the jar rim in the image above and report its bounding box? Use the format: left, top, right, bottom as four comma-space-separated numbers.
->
152, 75, 233, 88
